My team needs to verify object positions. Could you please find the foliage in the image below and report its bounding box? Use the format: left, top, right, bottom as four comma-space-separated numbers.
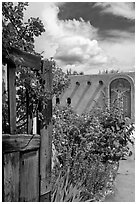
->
2, 2, 45, 55
52, 60, 70, 96
66, 68, 84, 75
2, 61, 70, 133
2, 2, 45, 133
81, 103, 134, 162
51, 168, 94, 202
98, 69, 119, 74
2, 3, 70, 133
2, 88, 9, 133
15, 59, 69, 133
52, 102, 134, 200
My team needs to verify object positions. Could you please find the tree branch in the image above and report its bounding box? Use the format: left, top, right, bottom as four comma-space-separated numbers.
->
3, 6, 20, 36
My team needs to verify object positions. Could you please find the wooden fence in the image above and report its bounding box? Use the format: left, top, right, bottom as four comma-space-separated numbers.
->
2, 48, 52, 202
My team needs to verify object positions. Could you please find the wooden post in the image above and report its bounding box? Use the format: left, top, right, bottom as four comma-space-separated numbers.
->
26, 89, 33, 134
33, 117, 37, 134
40, 60, 52, 201
7, 62, 16, 134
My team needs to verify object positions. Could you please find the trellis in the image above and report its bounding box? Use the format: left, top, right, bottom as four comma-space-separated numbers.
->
2, 47, 52, 201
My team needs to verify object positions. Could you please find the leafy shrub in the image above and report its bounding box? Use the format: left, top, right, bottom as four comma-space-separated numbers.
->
52, 103, 134, 200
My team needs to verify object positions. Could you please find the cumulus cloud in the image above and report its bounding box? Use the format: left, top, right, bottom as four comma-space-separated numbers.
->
55, 37, 107, 64
93, 2, 135, 20
25, 2, 134, 73
41, 3, 108, 68
32, 2, 135, 74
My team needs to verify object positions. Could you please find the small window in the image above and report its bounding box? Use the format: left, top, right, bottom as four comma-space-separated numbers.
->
67, 97, 71, 105
76, 81, 80, 86
99, 80, 103, 85
87, 81, 91, 85
56, 97, 60, 104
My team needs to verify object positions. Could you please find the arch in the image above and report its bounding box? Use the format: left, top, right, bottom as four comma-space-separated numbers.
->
110, 78, 131, 117
108, 74, 134, 90
108, 74, 134, 119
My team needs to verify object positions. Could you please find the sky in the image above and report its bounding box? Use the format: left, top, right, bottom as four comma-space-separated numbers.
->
24, 2, 135, 74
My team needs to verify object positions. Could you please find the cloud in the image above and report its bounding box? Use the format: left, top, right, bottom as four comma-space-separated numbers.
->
42, 3, 98, 39
31, 2, 135, 74
59, 36, 135, 75
41, 3, 108, 68
104, 40, 134, 64
55, 36, 107, 65
93, 2, 135, 20
99, 36, 135, 73
99, 29, 135, 42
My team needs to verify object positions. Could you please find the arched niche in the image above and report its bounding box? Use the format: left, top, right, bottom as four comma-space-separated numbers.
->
110, 78, 131, 118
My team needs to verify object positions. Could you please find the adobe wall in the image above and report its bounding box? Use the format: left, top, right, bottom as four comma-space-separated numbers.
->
54, 72, 135, 120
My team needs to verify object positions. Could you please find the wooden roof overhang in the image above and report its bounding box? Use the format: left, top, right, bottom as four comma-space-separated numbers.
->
2, 46, 42, 70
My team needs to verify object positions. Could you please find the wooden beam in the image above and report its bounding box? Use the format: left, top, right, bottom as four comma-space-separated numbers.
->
8, 47, 41, 70
7, 62, 16, 134
2, 134, 40, 153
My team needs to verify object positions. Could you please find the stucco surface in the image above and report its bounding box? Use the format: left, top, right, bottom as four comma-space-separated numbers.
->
59, 72, 135, 119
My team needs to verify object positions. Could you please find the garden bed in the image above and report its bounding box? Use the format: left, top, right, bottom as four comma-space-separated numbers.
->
51, 104, 134, 202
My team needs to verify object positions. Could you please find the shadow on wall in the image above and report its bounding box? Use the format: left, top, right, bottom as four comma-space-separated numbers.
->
74, 81, 91, 110
70, 82, 80, 99
83, 80, 104, 113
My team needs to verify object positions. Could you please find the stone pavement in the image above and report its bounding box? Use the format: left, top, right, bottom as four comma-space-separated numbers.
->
104, 154, 135, 202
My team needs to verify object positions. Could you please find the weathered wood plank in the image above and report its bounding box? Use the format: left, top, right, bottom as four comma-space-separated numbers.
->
40, 60, 52, 200
9, 47, 41, 70
2, 134, 40, 153
27, 115, 33, 134
3, 152, 19, 201
7, 63, 16, 134
40, 124, 52, 195
19, 150, 39, 201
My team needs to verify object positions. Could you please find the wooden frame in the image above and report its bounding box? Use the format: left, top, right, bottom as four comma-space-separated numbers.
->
2, 47, 52, 202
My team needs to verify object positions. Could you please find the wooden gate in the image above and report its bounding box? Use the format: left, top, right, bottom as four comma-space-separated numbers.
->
2, 48, 52, 201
